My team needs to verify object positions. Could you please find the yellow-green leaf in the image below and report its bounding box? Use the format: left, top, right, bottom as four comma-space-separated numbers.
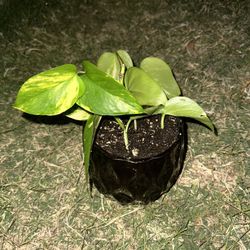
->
158, 96, 214, 131
65, 106, 90, 121
14, 64, 83, 115
116, 50, 133, 69
77, 61, 144, 116
83, 115, 102, 181
97, 52, 121, 81
125, 67, 167, 107
140, 57, 181, 98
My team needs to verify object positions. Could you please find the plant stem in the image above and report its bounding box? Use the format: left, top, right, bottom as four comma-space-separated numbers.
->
116, 51, 126, 85
123, 130, 129, 151
115, 117, 125, 130
119, 63, 126, 84
124, 118, 134, 151
161, 114, 166, 129
115, 117, 129, 150
133, 119, 137, 130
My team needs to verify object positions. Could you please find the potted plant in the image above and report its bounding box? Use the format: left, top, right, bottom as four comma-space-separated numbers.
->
14, 50, 214, 204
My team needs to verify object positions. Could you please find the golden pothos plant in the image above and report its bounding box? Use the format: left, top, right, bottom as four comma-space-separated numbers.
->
14, 50, 215, 179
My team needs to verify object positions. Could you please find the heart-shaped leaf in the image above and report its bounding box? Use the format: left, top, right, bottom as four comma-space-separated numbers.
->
116, 50, 133, 69
14, 64, 84, 115
97, 52, 121, 81
125, 67, 167, 107
65, 106, 90, 121
158, 96, 214, 131
140, 57, 181, 98
77, 61, 144, 115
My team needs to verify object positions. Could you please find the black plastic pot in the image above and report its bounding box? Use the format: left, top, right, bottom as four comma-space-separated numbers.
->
89, 116, 187, 204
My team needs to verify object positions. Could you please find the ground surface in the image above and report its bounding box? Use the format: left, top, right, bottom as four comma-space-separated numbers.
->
0, 0, 249, 249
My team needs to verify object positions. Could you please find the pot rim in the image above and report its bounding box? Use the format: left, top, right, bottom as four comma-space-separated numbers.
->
93, 138, 182, 163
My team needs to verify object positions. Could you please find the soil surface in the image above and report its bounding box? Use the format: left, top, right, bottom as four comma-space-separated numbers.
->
94, 115, 182, 160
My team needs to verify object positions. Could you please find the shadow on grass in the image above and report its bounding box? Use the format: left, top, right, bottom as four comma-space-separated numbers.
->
23, 113, 83, 126
184, 117, 218, 136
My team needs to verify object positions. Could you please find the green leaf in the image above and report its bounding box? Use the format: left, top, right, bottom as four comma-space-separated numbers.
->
116, 50, 133, 69
14, 64, 84, 115
77, 61, 144, 115
97, 52, 121, 81
83, 115, 102, 181
140, 57, 181, 98
158, 96, 214, 131
65, 106, 90, 121
124, 67, 167, 107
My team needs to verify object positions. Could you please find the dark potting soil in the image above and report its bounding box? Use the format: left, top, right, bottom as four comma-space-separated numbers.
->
94, 115, 182, 161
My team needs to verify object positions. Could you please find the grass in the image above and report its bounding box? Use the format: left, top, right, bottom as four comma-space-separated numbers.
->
0, 0, 249, 249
